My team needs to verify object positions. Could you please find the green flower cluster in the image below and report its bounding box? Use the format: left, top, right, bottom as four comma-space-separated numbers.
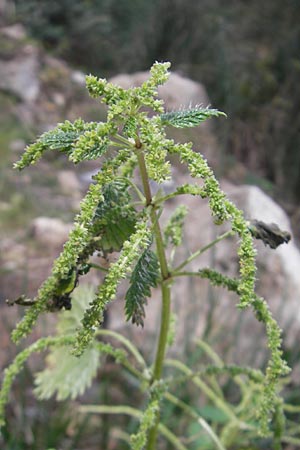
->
130, 380, 166, 450
0, 336, 74, 427
12, 149, 131, 344
73, 219, 152, 355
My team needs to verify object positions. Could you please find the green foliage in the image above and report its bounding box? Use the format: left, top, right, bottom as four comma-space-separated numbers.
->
14, 119, 112, 169
73, 219, 153, 356
130, 382, 166, 450
92, 179, 137, 253
161, 106, 226, 128
1, 62, 295, 449
125, 245, 159, 327
0, 335, 75, 427
34, 286, 100, 401
34, 345, 100, 401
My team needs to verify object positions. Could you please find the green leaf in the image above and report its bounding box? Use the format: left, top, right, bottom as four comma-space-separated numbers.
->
34, 345, 100, 401
54, 269, 78, 296
34, 285, 100, 401
57, 284, 96, 335
69, 123, 112, 163
14, 119, 99, 169
40, 130, 80, 153
197, 405, 228, 424
99, 218, 136, 252
125, 246, 159, 327
160, 106, 226, 128
123, 116, 138, 138
187, 423, 212, 450
92, 180, 137, 253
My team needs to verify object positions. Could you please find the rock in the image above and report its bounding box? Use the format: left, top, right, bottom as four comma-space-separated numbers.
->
0, 238, 26, 272
57, 170, 82, 209
1, 24, 26, 40
52, 92, 66, 106
0, 39, 40, 102
71, 70, 86, 85
30, 217, 72, 248
0, 238, 28, 303
57, 170, 81, 197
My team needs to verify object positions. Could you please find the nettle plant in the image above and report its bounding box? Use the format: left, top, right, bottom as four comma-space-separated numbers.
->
0, 62, 293, 449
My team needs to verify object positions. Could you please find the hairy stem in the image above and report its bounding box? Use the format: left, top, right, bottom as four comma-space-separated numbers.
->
136, 143, 171, 450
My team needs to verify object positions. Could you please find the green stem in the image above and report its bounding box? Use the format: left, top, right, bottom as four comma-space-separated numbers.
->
89, 263, 109, 272
173, 230, 234, 273
153, 190, 181, 204
95, 329, 147, 369
136, 142, 171, 450
119, 176, 146, 202
283, 404, 300, 413
152, 282, 171, 379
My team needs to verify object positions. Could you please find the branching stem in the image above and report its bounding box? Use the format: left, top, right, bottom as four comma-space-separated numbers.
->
136, 142, 171, 450
173, 230, 234, 273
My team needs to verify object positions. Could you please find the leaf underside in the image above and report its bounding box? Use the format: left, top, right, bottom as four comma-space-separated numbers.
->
34, 345, 100, 401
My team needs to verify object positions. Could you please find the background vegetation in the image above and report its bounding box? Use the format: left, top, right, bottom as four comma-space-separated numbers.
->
13, 0, 300, 206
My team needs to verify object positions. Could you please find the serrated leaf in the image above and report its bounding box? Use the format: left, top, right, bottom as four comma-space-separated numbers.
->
34, 345, 100, 401
14, 119, 99, 169
78, 141, 109, 161
160, 106, 226, 128
34, 285, 100, 401
123, 116, 138, 138
92, 180, 137, 253
40, 130, 80, 153
99, 218, 136, 252
125, 246, 159, 327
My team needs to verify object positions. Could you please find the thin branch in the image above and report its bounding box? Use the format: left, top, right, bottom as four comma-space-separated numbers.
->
172, 230, 234, 273
95, 329, 147, 369
165, 392, 227, 450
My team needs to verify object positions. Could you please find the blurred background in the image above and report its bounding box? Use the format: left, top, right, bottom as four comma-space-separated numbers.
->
0, 0, 300, 449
